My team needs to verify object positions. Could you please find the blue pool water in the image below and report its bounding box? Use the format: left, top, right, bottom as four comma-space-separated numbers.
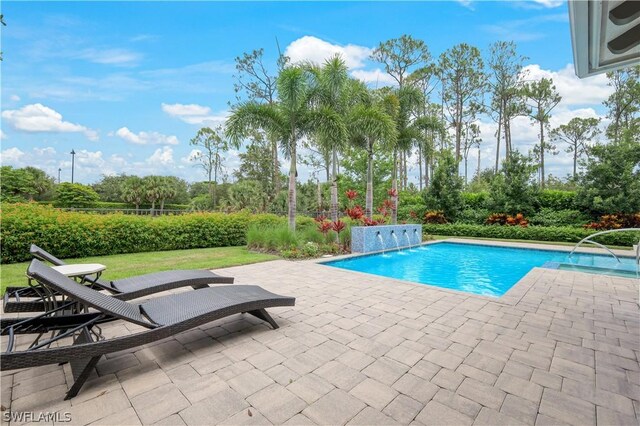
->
324, 242, 638, 297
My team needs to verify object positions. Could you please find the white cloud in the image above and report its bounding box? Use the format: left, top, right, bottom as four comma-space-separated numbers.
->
0, 130, 6, 140
531, 0, 564, 8
350, 69, 397, 86
522, 64, 613, 106
455, 0, 474, 10
10, 95, 20, 102
147, 146, 174, 165
181, 149, 201, 164
76, 48, 141, 66
161, 102, 228, 126
1, 103, 99, 141
115, 127, 179, 145
0, 147, 26, 163
285, 36, 371, 69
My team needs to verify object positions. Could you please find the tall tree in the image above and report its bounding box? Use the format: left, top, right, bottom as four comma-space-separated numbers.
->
121, 176, 145, 212
523, 78, 561, 188
227, 65, 345, 230
550, 117, 601, 178
371, 35, 431, 218
233, 48, 288, 198
438, 43, 486, 163
461, 122, 481, 185
143, 176, 164, 213
348, 89, 398, 218
370, 35, 431, 87
310, 56, 351, 224
487, 41, 528, 171
603, 66, 640, 143
189, 125, 232, 208
234, 130, 278, 206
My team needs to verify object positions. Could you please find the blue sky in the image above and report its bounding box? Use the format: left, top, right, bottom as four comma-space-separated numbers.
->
0, 0, 613, 184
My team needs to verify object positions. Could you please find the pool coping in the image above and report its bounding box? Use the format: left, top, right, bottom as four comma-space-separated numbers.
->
311, 238, 639, 306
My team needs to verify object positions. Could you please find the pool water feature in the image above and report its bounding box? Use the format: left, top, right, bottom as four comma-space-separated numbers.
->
324, 242, 638, 297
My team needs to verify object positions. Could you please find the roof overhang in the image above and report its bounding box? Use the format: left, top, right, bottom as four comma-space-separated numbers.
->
569, 0, 640, 78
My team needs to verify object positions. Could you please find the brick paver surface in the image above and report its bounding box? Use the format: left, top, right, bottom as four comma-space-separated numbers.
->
2, 241, 639, 425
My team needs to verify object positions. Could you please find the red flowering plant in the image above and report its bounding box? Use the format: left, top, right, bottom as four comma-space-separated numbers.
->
362, 217, 380, 226
387, 188, 397, 198
345, 190, 358, 201
317, 220, 333, 236
314, 214, 327, 223
346, 205, 364, 220
332, 220, 346, 234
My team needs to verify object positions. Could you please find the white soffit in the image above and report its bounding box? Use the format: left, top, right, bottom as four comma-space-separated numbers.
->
569, 0, 640, 78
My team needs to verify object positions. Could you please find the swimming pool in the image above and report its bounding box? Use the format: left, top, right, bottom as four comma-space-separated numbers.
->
323, 242, 638, 297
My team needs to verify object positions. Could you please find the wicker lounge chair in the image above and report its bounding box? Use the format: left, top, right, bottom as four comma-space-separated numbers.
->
3, 245, 234, 313
1, 259, 295, 399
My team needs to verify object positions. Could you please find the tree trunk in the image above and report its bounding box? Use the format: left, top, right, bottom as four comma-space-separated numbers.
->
288, 140, 297, 231
495, 109, 502, 173
330, 149, 338, 223
365, 142, 374, 219
418, 144, 423, 192
464, 157, 468, 185
151, 200, 156, 216
271, 136, 280, 198
404, 152, 408, 189
213, 168, 218, 209
160, 199, 165, 213
573, 144, 577, 179
391, 150, 398, 225
316, 180, 322, 216
208, 169, 214, 205
477, 145, 481, 180
539, 119, 545, 188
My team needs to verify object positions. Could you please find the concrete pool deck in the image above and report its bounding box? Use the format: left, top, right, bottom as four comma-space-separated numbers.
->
1, 239, 638, 425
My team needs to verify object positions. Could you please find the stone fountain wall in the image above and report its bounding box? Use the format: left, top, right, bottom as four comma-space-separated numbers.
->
351, 224, 423, 254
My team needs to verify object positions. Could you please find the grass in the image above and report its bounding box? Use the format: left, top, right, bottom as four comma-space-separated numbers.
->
0, 246, 279, 295
430, 235, 634, 251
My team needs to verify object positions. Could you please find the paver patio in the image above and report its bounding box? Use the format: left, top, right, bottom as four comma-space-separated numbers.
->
2, 240, 639, 425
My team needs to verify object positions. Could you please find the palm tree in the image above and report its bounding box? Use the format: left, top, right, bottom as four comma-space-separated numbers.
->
143, 175, 164, 214
348, 89, 398, 218
308, 56, 351, 224
121, 176, 145, 212
158, 177, 178, 213
227, 65, 345, 230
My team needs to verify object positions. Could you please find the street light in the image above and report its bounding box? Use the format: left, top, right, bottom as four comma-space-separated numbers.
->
58, 168, 61, 184
70, 149, 76, 183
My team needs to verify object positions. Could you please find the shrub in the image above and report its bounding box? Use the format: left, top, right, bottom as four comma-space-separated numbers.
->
424, 211, 447, 224
54, 183, 100, 208
458, 208, 491, 225
487, 152, 539, 215
423, 150, 464, 220
538, 190, 577, 211
421, 223, 640, 247
583, 213, 640, 230
462, 192, 488, 209
397, 204, 426, 223
0, 203, 288, 263
529, 208, 588, 227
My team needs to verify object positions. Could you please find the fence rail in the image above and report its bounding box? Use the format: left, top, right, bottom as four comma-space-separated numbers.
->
60, 207, 333, 217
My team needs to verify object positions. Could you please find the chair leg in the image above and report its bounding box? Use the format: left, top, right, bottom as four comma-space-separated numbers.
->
191, 283, 209, 290
64, 328, 101, 400
247, 308, 279, 329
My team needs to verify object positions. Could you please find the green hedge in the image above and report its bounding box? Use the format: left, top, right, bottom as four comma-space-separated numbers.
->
462, 192, 488, 209
423, 223, 639, 247
0, 203, 291, 263
538, 190, 577, 211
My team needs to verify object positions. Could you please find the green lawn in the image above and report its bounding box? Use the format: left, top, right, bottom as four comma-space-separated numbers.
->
0, 246, 279, 295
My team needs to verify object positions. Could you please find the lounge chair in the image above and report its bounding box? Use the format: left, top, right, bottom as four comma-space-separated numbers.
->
3, 245, 234, 313
1, 259, 295, 399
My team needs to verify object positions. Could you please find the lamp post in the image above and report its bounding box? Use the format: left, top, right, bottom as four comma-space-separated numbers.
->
58, 168, 62, 184
70, 149, 76, 183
